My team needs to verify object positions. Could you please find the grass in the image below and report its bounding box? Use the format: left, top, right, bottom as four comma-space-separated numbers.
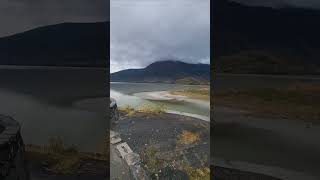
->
26, 136, 107, 175
141, 146, 210, 180
178, 130, 200, 145
175, 77, 210, 85
119, 104, 166, 116
184, 166, 210, 180
119, 105, 136, 116
214, 83, 320, 122
141, 146, 166, 174
50, 156, 81, 174
170, 87, 210, 100
137, 104, 166, 114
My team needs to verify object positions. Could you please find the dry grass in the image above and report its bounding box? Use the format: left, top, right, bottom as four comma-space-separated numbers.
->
184, 166, 210, 180
26, 136, 107, 175
137, 104, 166, 114
178, 130, 200, 145
50, 156, 81, 174
119, 104, 166, 116
119, 105, 136, 116
141, 146, 166, 174
214, 83, 320, 122
170, 87, 209, 100
26, 143, 81, 174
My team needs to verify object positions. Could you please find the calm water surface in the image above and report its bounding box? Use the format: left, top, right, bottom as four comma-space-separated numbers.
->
0, 68, 107, 152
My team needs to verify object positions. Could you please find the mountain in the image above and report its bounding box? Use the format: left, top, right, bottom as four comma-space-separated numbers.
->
0, 22, 108, 67
111, 60, 210, 84
213, 0, 320, 74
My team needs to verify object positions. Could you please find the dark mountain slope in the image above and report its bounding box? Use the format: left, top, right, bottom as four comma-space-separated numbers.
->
0, 22, 108, 67
111, 60, 210, 84
213, 0, 320, 74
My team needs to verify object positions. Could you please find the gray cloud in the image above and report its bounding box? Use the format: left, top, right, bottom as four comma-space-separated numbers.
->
233, 0, 320, 9
110, 0, 210, 73
0, 0, 108, 37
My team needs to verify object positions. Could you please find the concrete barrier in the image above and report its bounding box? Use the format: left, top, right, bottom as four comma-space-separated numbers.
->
110, 99, 150, 180
0, 115, 30, 180
110, 130, 150, 180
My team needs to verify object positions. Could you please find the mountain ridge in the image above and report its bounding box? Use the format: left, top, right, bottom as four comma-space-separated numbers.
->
213, 0, 320, 74
111, 60, 210, 85
0, 22, 108, 67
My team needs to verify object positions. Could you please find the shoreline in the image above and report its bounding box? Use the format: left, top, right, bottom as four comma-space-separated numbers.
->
111, 81, 210, 86
134, 90, 210, 121
134, 90, 209, 105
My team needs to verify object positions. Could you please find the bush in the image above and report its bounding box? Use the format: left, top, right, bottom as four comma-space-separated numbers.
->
178, 130, 200, 145
184, 166, 210, 180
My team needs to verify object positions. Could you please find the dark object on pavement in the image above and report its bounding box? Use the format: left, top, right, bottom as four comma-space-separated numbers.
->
110, 98, 119, 127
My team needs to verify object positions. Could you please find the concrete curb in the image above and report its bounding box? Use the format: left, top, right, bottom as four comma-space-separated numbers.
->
110, 130, 150, 180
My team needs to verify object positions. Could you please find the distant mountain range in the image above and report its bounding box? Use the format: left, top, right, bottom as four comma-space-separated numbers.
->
0, 22, 108, 67
213, 0, 320, 74
111, 61, 210, 85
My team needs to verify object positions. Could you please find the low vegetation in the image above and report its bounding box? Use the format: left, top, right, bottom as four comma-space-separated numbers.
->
119, 105, 136, 116
170, 87, 210, 100
26, 136, 107, 175
141, 146, 165, 174
137, 104, 166, 114
178, 130, 200, 145
141, 146, 209, 180
175, 77, 210, 85
184, 165, 210, 180
119, 104, 166, 116
214, 50, 320, 74
214, 83, 320, 122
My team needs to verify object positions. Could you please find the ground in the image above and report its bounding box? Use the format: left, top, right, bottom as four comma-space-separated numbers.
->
25, 144, 108, 180
114, 111, 210, 179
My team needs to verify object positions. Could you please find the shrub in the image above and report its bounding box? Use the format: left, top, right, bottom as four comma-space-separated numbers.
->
178, 130, 200, 145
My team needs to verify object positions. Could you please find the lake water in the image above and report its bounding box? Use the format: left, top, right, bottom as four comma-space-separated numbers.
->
0, 67, 108, 152
110, 82, 210, 121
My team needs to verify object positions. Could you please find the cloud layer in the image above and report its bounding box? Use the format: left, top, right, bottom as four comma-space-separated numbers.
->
0, 0, 108, 37
110, 0, 210, 73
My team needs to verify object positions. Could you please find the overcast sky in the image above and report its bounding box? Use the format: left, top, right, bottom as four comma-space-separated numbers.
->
233, 0, 320, 9
110, 0, 210, 73
0, 0, 108, 37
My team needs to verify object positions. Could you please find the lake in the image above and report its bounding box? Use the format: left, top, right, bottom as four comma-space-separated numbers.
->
110, 82, 210, 121
0, 67, 108, 152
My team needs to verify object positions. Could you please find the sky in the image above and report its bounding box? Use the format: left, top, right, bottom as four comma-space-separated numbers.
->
233, 0, 320, 9
110, 0, 210, 73
0, 0, 108, 37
